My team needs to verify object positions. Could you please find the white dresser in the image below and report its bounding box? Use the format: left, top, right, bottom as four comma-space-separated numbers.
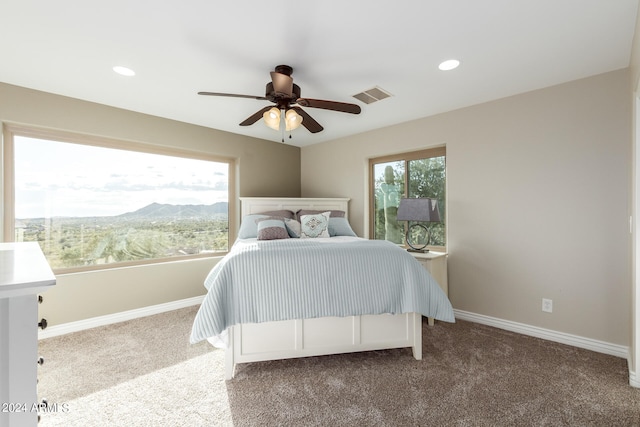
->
0, 243, 56, 427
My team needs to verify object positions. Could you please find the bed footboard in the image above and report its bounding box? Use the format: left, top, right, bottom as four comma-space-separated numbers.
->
225, 312, 422, 379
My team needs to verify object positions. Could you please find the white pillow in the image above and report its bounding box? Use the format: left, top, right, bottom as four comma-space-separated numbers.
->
299, 212, 331, 238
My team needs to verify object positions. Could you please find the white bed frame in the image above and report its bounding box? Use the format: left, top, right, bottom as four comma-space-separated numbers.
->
224, 197, 422, 379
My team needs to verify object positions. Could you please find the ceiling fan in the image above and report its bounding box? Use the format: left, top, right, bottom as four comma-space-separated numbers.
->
198, 65, 361, 135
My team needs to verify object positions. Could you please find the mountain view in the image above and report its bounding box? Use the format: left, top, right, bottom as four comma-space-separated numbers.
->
118, 202, 228, 219
16, 202, 229, 270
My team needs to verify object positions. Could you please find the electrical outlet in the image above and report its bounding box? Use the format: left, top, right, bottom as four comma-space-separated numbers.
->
542, 298, 553, 313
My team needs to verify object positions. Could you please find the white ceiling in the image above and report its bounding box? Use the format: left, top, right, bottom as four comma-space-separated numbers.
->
1, 1, 638, 147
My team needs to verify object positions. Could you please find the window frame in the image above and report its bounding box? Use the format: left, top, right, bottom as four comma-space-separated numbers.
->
368, 146, 446, 252
2, 123, 236, 273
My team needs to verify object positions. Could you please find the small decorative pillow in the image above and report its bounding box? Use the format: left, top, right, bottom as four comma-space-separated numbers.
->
328, 217, 357, 237
299, 212, 331, 238
256, 217, 289, 240
284, 218, 301, 238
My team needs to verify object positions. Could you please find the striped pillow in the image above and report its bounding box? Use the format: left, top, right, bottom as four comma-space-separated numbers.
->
256, 217, 290, 240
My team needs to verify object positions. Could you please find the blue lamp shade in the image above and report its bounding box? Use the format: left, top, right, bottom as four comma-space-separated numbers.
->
396, 198, 441, 222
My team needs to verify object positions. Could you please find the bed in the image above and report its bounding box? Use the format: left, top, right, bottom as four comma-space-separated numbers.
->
190, 197, 455, 379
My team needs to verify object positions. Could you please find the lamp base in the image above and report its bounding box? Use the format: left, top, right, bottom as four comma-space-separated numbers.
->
405, 224, 430, 253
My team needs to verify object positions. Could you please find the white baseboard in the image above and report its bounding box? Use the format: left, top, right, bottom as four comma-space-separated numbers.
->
630, 368, 640, 388
454, 309, 629, 359
37, 301, 630, 362
38, 295, 205, 340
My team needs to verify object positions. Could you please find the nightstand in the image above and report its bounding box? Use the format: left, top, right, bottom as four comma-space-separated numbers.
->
410, 251, 448, 326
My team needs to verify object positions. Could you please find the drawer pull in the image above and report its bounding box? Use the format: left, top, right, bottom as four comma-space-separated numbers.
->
37, 356, 44, 366
38, 318, 48, 330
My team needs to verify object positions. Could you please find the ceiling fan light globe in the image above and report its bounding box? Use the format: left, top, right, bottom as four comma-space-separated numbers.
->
263, 107, 281, 131
285, 109, 303, 131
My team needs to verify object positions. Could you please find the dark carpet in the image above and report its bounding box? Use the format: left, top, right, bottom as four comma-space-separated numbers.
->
38, 306, 640, 426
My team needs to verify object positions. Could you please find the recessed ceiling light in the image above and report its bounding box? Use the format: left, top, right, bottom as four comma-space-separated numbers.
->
113, 66, 136, 77
438, 59, 460, 71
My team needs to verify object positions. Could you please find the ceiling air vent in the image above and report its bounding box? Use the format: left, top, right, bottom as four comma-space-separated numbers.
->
352, 86, 393, 105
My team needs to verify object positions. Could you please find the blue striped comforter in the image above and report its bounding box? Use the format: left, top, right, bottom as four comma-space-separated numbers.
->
190, 237, 455, 344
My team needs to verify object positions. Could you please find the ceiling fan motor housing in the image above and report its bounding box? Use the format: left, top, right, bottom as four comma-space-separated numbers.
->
265, 82, 301, 107
274, 64, 293, 76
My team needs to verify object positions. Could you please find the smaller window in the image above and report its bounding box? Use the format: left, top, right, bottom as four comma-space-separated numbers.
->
369, 147, 446, 250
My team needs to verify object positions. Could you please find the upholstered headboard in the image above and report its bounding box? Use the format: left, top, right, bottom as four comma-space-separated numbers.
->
239, 197, 350, 220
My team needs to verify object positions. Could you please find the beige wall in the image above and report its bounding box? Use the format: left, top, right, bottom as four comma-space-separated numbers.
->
0, 82, 300, 325
628, 6, 640, 381
302, 69, 631, 346
631, 8, 640, 92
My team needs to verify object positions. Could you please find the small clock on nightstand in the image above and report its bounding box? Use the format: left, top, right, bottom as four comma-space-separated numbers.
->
410, 251, 448, 326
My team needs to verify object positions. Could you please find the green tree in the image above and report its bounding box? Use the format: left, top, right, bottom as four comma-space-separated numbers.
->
407, 156, 446, 246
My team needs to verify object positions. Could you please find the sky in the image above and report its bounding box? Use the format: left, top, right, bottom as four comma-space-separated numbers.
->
14, 136, 229, 218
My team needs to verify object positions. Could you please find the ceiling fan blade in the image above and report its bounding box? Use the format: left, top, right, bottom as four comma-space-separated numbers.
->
270, 71, 293, 97
292, 106, 324, 133
296, 98, 361, 114
239, 106, 273, 126
198, 91, 267, 101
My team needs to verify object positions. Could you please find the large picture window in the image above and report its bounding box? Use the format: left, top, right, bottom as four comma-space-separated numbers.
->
4, 126, 233, 272
369, 147, 446, 250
